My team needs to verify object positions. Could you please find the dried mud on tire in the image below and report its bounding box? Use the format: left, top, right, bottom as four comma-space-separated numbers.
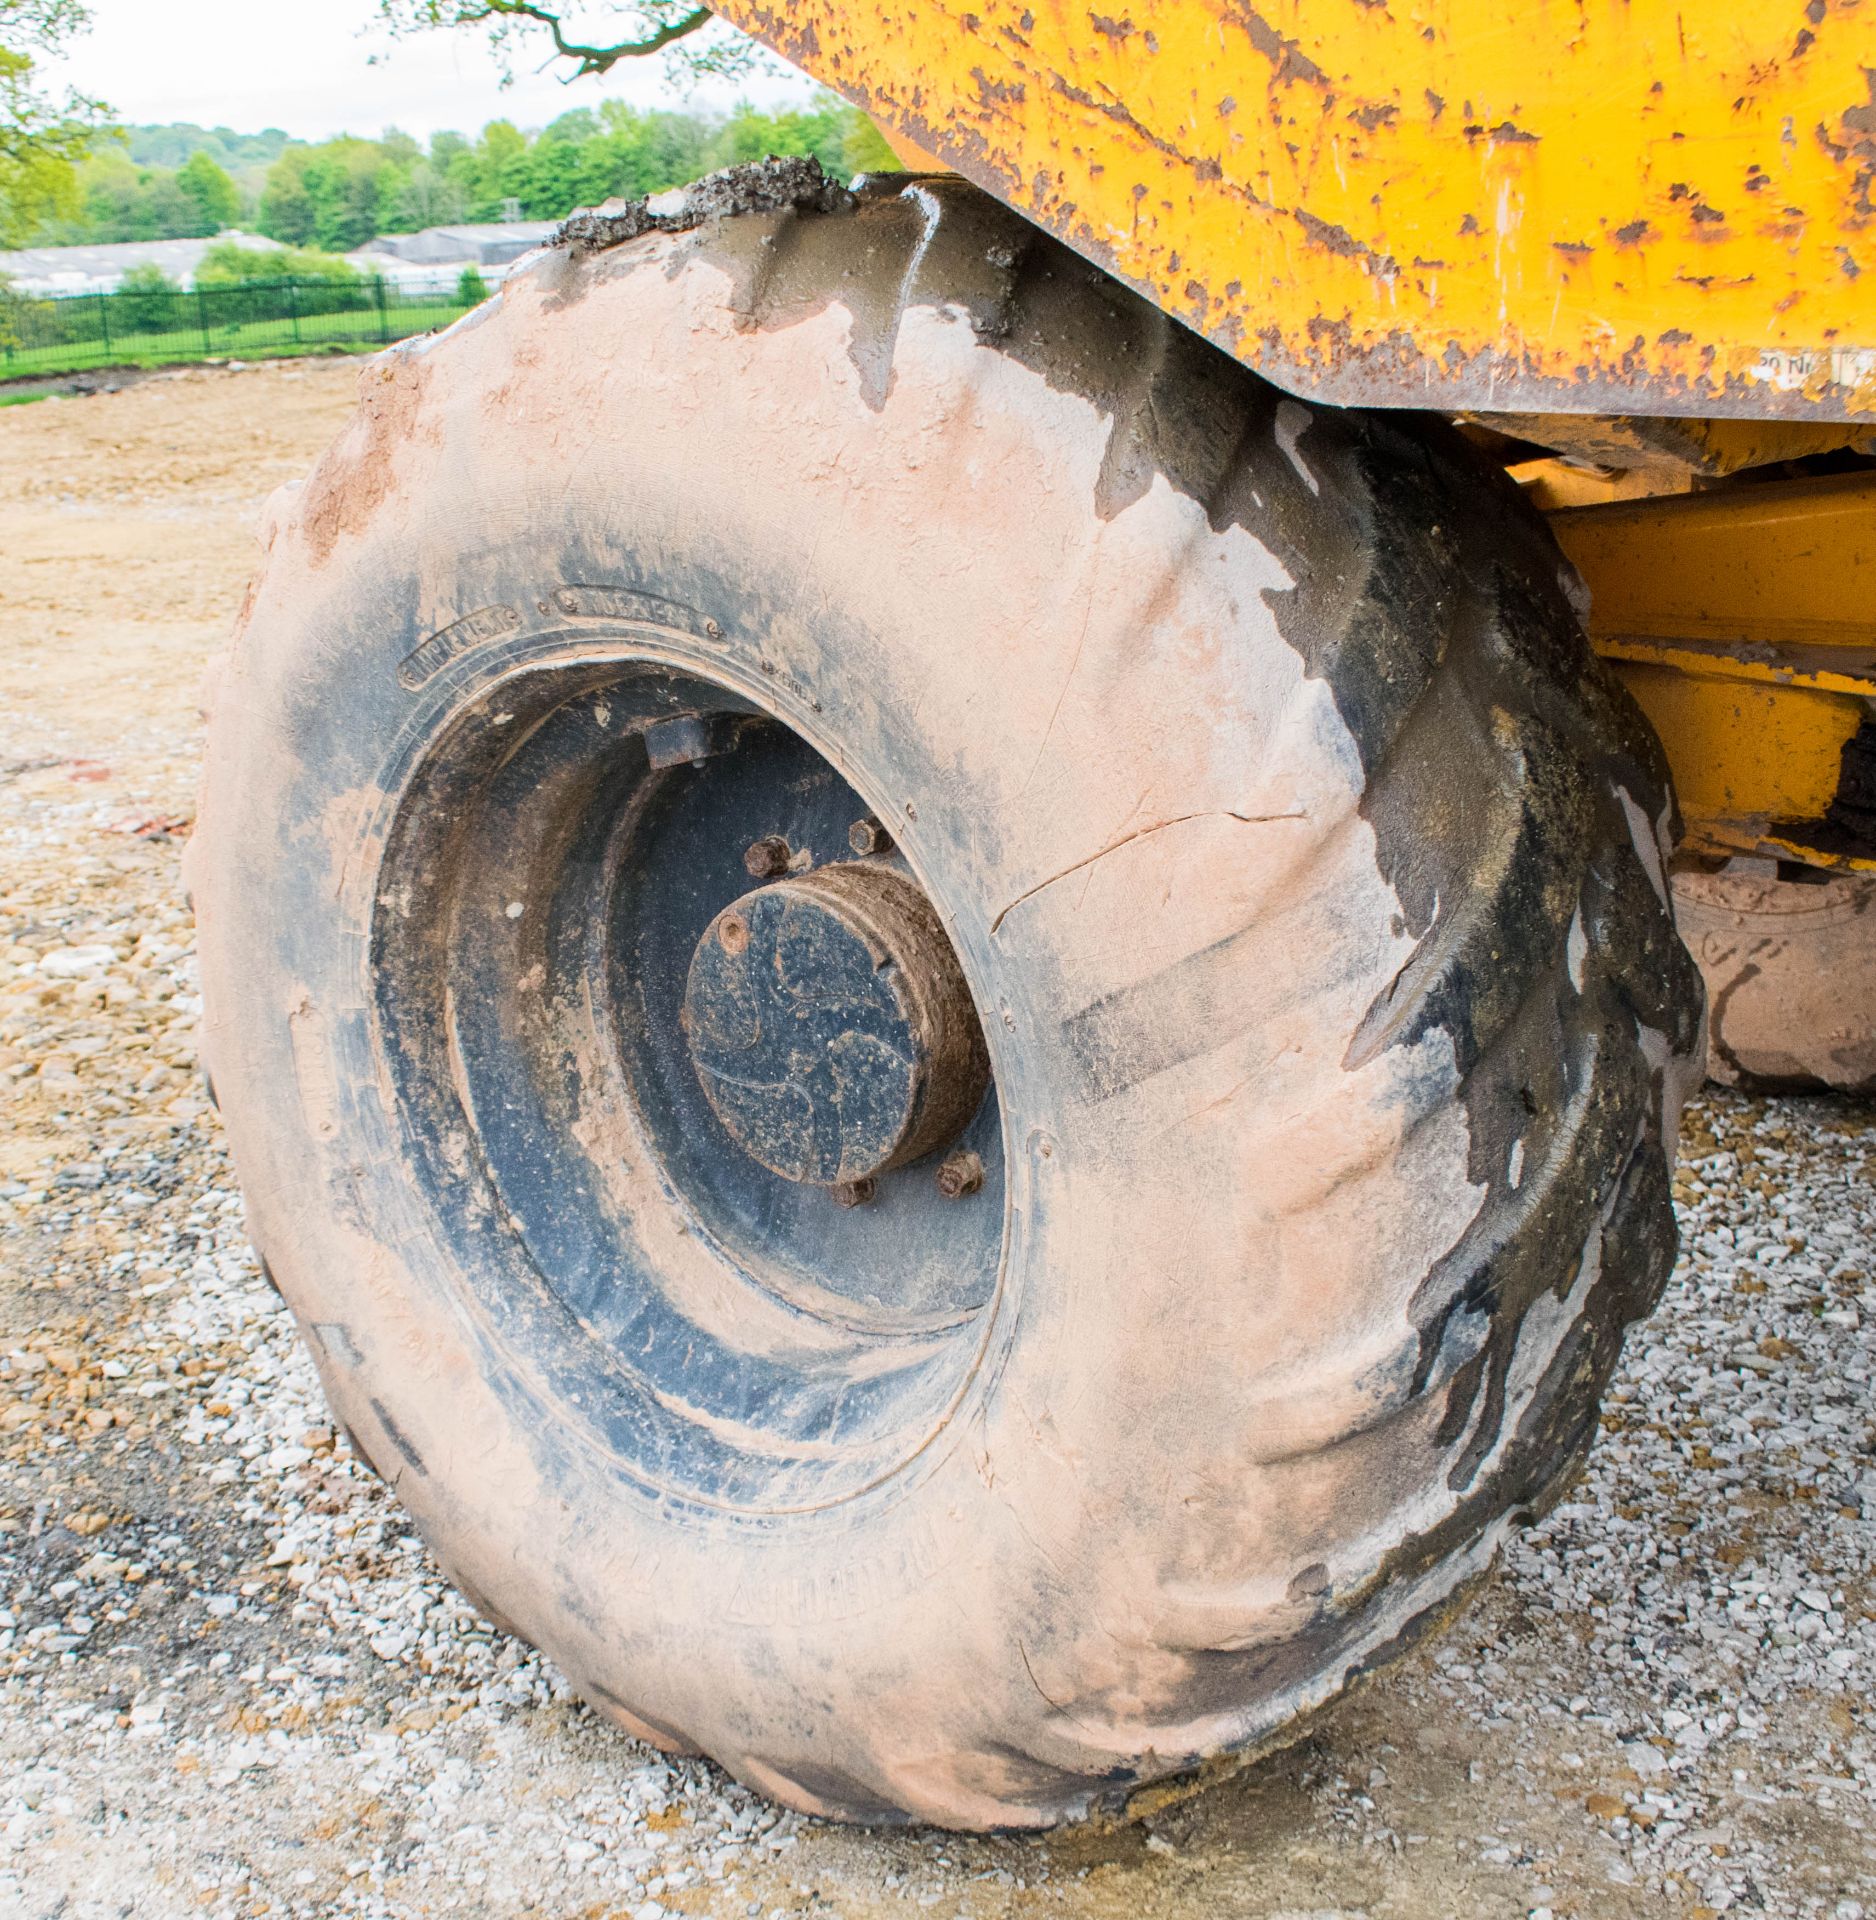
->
3, 325, 1875, 1920
190, 173, 1703, 1826
1675, 863, 1876, 1095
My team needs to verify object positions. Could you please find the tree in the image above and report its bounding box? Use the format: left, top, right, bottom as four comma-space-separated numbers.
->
0, 268, 25, 353
841, 113, 898, 177
258, 146, 317, 244
0, 0, 107, 246
706, 101, 853, 175
259, 138, 406, 253
56, 143, 139, 240
388, 158, 467, 233
113, 261, 178, 331
374, 1, 744, 82
195, 240, 370, 323
184, 103, 891, 259
376, 6, 903, 199
176, 149, 239, 234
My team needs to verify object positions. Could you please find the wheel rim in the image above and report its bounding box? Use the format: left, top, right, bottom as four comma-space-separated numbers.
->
369, 651, 1008, 1513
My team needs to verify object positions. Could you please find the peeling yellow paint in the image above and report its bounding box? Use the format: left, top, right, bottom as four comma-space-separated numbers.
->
716, 0, 1876, 419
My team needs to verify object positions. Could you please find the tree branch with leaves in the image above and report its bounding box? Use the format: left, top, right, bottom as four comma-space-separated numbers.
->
0, 0, 108, 246
375, 0, 768, 85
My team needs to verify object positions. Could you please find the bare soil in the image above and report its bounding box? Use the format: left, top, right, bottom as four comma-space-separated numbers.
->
0, 361, 1870, 1920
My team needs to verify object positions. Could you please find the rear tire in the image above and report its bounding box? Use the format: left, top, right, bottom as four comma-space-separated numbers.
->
189, 169, 1704, 1827
1674, 860, 1876, 1092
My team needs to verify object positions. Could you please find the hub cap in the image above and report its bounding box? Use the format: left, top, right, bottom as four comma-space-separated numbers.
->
685, 864, 990, 1187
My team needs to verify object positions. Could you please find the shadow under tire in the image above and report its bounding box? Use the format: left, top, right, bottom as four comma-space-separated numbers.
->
189, 173, 1705, 1828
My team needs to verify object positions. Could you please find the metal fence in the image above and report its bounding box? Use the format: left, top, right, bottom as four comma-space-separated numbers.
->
0, 274, 484, 381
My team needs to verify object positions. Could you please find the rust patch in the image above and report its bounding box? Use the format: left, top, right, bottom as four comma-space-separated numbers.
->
1294, 206, 1397, 274
1224, 3, 1329, 88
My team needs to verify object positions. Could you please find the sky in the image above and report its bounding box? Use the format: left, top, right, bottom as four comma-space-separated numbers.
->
39, 0, 820, 143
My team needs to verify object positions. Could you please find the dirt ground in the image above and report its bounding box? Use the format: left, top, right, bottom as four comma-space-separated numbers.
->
0, 360, 1872, 1920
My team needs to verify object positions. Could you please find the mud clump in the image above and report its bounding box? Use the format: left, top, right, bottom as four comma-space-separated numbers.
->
553, 155, 856, 257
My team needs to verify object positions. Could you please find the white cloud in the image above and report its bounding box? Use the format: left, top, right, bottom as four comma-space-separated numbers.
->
41, 0, 819, 144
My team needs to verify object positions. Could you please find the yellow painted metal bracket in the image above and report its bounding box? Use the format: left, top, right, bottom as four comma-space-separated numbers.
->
1548, 474, 1876, 869
713, 0, 1876, 421
1494, 415, 1876, 479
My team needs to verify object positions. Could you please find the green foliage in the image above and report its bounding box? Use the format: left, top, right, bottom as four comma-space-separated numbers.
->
193, 240, 371, 322
388, 157, 467, 233
0, 0, 108, 247
258, 137, 408, 252
32, 124, 288, 244
261, 98, 897, 238
123, 122, 293, 172
49, 143, 243, 244
705, 100, 901, 182
112, 259, 175, 329
0, 269, 24, 352
841, 114, 900, 177
196, 239, 365, 288
0, 138, 78, 241
21, 97, 907, 251
41, 147, 184, 242
455, 263, 488, 305
176, 149, 239, 232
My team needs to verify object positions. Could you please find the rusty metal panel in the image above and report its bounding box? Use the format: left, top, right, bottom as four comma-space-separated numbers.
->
713, 0, 1876, 420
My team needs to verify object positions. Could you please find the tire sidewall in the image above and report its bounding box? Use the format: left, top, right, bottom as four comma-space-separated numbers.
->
195, 224, 1650, 1821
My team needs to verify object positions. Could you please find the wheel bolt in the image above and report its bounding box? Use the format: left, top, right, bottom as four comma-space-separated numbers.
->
936, 1150, 984, 1199
848, 814, 893, 857
831, 1177, 877, 1208
744, 834, 791, 879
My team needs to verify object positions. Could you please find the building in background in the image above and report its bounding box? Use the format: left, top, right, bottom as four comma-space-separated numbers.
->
354, 221, 556, 282
2, 219, 558, 301
0, 233, 284, 295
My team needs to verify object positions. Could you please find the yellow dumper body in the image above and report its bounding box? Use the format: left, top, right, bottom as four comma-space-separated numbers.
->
714, 0, 1876, 871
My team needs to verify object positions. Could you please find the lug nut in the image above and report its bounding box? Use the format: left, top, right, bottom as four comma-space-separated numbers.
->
936, 1150, 984, 1199
848, 814, 893, 857
718, 912, 749, 956
744, 834, 792, 879
831, 1176, 877, 1208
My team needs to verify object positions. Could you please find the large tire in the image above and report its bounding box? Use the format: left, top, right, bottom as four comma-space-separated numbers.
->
189, 168, 1704, 1828
1673, 860, 1876, 1092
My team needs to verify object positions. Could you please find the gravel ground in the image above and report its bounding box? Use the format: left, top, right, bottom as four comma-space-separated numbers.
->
1, 361, 1873, 1920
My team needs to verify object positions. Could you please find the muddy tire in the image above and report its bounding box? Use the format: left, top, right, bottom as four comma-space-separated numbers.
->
1673, 861, 1876, 1092
188, 171, 1704, 1828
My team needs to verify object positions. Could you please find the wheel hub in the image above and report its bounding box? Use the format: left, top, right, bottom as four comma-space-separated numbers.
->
684, 862, 989, 1188
372, 665, 1008, 1509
